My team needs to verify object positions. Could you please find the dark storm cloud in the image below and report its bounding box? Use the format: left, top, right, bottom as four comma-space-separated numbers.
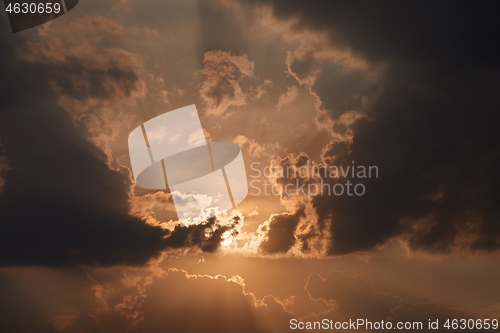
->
241, 1, 498, 69
242, 0, 500, 254
197, 0, 245, 55
0, 17, 169, 267
0, 17, 234, 267
260, 207, 305, 254
52, 57, 141, 102
288, 56, 378, 118
165, 215, 241, 253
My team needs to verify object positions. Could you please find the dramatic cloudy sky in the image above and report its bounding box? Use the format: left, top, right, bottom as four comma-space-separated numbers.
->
1, 1, 499, 332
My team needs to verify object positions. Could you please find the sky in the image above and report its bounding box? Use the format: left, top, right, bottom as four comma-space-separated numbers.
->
0, 1, 499, 332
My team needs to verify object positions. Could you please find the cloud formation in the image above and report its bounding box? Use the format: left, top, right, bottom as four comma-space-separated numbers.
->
0, 16, 243, 267
0, 18, 168, 267
276, 85, 299, 110
200, 50, 271, 116
241, 0, 500, 255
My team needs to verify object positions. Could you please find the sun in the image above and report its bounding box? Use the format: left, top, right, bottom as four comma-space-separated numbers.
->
220, 231, 233, 246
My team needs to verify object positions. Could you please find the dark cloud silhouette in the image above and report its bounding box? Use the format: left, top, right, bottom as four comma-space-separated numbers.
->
0, 18, 167, 267
165, 215, 241, 253
260, 207, 305, 254
242, 1, 498, 69
242, 0, 500, 255
0, 16, 238, 267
